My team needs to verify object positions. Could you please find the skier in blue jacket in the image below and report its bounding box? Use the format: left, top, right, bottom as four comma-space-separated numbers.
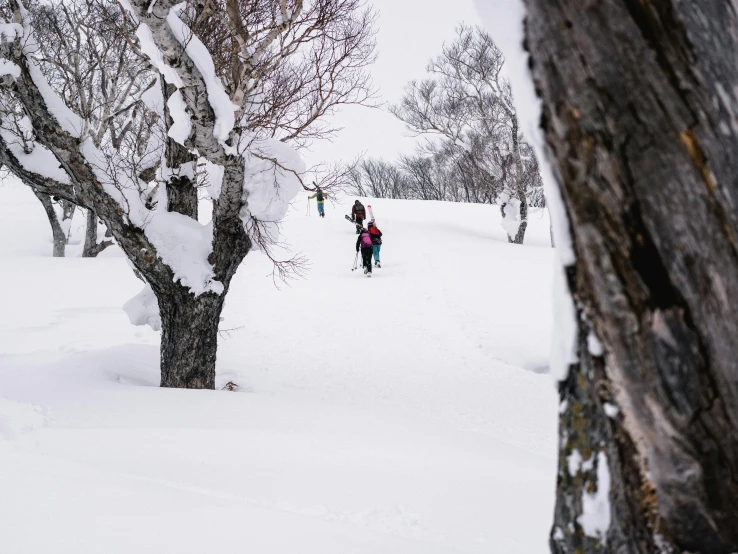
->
367, 220, 382, 268
308, 185, 328, 217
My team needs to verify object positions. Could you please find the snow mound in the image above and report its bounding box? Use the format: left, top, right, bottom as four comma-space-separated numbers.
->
0, 399, 46, 441
123, 284, 162, 331
144, 211, 223, 296
242, 138, 305, 222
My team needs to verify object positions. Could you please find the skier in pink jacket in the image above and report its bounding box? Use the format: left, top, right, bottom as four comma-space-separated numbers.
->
355, 228, 374, 277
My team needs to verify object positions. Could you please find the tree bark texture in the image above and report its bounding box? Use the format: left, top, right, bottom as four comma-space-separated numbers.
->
166, 176, 199, 219
155, 284, 224, 389
33, 189, 67, 257
524, 1, 738, 552
550, 311, 662, 553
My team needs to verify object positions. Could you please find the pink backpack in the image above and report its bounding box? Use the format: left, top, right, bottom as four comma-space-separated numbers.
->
360, 232, 373, 248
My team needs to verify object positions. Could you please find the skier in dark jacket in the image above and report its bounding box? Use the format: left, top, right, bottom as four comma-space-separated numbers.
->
367, 220, 382, 268
356, 227, 374, 277
351, 200, 366, 233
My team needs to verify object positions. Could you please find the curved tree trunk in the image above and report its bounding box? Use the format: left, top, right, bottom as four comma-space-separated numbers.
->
33, 189, 67, 257
524, 0, 738, 552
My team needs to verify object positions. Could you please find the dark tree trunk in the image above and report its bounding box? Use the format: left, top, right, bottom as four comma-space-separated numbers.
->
155, 284, 224, 389
150, 176, 226, 390
167, 175, 198, 218
82, 209, 112, 257
524, 0, 738, 552
143, 77, 224, 389
511, 115, 528, 245
512, 212, 527, 244
550, 312, 661, 553
33, 189, 67, 257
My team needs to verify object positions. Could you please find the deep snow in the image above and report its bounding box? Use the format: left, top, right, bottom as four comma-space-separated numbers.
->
0, 179, 558, 553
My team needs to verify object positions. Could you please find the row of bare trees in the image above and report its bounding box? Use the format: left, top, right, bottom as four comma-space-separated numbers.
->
6, 0, 374, 258
0, 0, 376, 388
348, 151, 544, 207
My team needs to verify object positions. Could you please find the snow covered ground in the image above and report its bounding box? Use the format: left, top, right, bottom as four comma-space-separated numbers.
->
0, 178, 558, 553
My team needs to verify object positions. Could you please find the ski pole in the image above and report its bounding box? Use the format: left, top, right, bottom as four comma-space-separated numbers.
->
351, 251, 359, 271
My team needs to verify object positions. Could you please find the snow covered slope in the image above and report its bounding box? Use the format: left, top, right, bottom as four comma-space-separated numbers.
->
0, 179, 558, 553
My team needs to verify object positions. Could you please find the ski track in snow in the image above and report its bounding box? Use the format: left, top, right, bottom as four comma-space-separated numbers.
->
0, 180, 558, 553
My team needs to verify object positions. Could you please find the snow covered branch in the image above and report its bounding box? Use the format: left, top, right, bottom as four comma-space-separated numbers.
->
0, 0, 374, 389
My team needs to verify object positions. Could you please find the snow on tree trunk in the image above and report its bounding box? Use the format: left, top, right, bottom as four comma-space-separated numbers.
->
523, 0, 738, 551
33, 189, 66, 257
500, 200, 515, 243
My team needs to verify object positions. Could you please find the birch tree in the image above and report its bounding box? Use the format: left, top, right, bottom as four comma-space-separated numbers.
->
391, 25, 539, 243
521, 0, 738, 551
0, 0, 375, 389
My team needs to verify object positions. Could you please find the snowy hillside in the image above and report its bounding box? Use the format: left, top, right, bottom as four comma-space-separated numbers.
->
0, 179, 558, 553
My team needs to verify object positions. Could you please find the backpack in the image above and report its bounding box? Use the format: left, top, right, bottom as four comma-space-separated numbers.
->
317, 190, 324, 201
355, 203, 365, 216
369, 226, 382, 244
360, 232, 373, 248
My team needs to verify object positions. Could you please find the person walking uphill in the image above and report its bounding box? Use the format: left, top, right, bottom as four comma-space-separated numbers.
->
356, 227, 374, 277
351, 200, 366, 233
308, 185, 328, 218
367, 220, 382, 268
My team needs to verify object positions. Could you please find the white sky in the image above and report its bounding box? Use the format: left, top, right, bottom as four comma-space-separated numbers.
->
302, 0, 482, 169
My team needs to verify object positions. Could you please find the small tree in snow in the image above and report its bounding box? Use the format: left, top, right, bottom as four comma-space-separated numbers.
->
0, 0, 375, 388
391, 25, 541, 244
